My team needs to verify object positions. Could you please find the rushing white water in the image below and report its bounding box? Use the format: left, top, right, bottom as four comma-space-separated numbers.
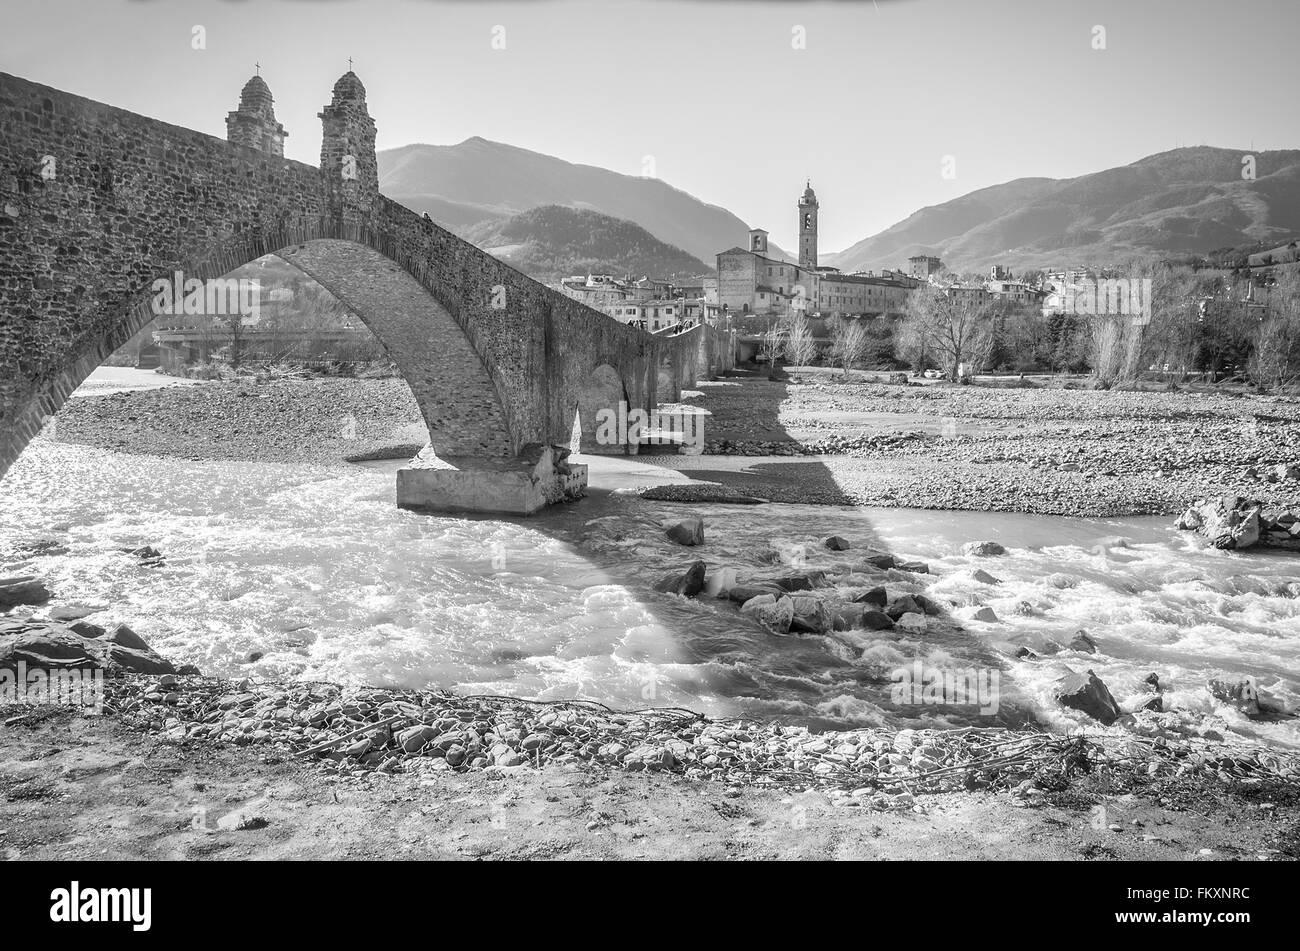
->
1, 439, 1297, 748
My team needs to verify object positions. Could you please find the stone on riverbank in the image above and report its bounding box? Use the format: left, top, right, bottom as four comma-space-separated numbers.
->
0, 618, 178, 674
1175, 496, 1300, 551
1055, 669, 1121, 725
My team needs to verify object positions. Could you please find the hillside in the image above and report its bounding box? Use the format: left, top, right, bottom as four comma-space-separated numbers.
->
825, 147, 1300, 274
462, 205, 712, 284
378, 138, 794, 264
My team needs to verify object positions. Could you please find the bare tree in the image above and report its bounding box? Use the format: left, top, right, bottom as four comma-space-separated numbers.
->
1249, 269, 1300, 389
785, 313, 819, 368
901, 286, 994, 381
827, 316, 869, 377
758, 319, 786, 380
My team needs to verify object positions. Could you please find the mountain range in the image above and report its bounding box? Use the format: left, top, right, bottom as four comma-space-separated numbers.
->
380, 139, 1300, 282
462, 205, 711, 283
824, 147, 1300, 274
378, 138, 793, 267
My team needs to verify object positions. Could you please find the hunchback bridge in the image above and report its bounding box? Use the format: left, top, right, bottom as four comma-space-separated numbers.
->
0, 70, 732, 513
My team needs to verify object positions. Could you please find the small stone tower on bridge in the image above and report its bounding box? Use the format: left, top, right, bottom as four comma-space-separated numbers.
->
318, 71, 379, 218
225, 73, 288, 156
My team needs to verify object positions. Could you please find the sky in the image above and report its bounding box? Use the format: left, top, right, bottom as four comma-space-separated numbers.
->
2, 0, 1297, 253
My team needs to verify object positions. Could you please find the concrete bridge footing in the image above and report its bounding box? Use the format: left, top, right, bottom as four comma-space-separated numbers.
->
395, 444, 587, 516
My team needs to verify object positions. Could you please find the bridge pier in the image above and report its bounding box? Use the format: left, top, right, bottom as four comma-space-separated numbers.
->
395, 444, 587, 517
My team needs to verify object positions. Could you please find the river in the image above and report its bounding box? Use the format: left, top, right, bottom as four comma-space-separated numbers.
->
2, 424, 1297, 748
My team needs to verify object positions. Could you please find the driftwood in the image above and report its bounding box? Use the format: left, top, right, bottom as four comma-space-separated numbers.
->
293, 714, 405, 758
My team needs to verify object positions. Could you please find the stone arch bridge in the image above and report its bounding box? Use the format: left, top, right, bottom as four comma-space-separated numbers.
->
0, 71, 732, 513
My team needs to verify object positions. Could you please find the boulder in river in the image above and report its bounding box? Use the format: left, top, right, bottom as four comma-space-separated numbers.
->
787, 596, 829, 633
1207, 678, 1261, 718
1054, 669, 1121, 724
727, 583, 780, 604
885, 595, 922, 620
829, 604, 865, 631
862, 553, 896, 570
970, 569, 1002, 585
852, 585, 888, 609
823, 535, 851, 551
1069, 630, 1098, 654
858, 610, 895, 631
895, 612, 927, 632
664, 518, 705, 547
653, 561, 707, 597
740, 594, 794, 635
772, 570, 826, 592
962, 541, 1006, 557
913, 593, 946, 616
971, 606, 998, 623
0, 576, 52, 610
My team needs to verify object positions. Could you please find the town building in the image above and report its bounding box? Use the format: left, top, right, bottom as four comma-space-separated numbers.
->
716, 184, 919, 319
985, 280, 1041, 307
942, 284, 992, 308
909, 255, 943, 280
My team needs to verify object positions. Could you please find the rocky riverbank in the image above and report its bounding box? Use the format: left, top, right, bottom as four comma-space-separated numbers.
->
6, 704, 1296, 861
3, 671, 1298, 860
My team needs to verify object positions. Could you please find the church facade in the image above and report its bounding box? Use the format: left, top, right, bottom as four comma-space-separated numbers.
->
716, 183, 918, 319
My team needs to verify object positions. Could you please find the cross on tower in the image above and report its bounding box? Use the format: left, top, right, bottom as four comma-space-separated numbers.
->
254, 62, 260, 76
348, 57, 354, 71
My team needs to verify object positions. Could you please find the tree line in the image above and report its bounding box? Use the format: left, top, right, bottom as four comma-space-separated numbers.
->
757, 261, 1300, 390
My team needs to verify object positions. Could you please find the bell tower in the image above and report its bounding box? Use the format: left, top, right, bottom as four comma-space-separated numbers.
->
798, 181, 818, 270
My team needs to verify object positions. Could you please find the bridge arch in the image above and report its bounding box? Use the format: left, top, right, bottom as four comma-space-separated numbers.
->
0, 219, 518, 474
572, 363, 633, 455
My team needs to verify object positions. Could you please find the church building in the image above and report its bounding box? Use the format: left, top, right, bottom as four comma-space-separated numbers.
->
716, 183, 918, 319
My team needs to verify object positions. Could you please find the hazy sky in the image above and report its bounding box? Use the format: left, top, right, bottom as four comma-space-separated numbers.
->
3, 0, 1297, 252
